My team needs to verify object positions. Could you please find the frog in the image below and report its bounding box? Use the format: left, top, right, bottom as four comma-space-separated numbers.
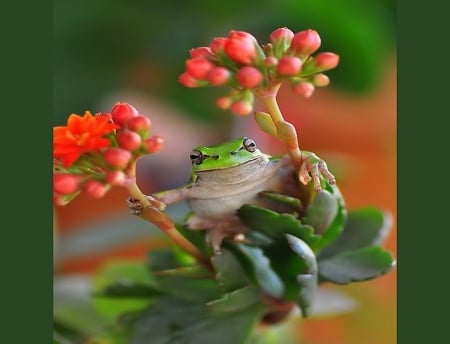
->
127, 137, 334, 253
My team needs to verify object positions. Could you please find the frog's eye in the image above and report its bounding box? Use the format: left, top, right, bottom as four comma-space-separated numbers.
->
243, 138, 257, 152
190, 149, 203, 165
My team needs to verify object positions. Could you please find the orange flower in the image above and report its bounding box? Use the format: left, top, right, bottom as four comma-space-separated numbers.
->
53, 111, 118, 167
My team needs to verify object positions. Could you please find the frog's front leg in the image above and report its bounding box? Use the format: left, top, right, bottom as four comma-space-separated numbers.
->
126, 187, 190, 216
299, 151, 336, 191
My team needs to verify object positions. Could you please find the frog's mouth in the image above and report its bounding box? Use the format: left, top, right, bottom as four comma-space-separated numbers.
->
195, 156, 272, 184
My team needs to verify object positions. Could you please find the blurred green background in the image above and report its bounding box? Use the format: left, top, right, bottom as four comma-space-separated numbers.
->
53, 1, 396, 343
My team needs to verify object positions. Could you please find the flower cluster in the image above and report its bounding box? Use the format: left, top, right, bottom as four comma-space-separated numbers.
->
53, 102, 163, 205
178, 27, 339, 115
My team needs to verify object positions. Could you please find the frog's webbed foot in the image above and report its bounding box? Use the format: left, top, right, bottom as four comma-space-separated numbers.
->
298, 152, 336, 191
126, 195, 166, 216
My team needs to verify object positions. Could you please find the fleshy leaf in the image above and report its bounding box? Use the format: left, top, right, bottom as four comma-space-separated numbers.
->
238, 204, 319, 246
211, 247, 251, 292
302, 189, 338, 234
318, 246, 396, 284
92, 262, 156, 321
310, 200, 347, 252
207, 285, 262, 313
318, 207, 393, 260
286, 234, 318, 317
236, 244, 284, 298
130, 296, 267, 344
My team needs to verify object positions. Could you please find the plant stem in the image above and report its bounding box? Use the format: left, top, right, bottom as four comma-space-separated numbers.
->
258, 86, 303, 171
125, 162, 211, 268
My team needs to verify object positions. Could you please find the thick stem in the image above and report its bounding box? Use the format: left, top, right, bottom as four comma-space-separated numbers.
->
259, 90, 303, 171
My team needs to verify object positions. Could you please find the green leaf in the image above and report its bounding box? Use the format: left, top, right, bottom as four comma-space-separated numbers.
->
130, 296, 267, 344
238, 205, 319, 246
95, 281, 163, 299
207, 285, 262, 313
211, 248, 251, 292
318, 246, 396, 284
310, 200, 347, 252
286, 234, 318, 317
175, 223, 213, 257
92, 262, 156, 321
236, 244, 284, 298
318, 207, 393, 260
302, 189, 338, 235
259, 191, 303, 209
154, 274, 222, 303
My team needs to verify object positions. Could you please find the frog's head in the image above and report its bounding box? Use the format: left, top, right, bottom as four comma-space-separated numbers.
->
190, 137, 265, 172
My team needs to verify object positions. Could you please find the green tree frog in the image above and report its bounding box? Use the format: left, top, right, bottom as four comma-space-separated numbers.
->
128, 137, 334, 252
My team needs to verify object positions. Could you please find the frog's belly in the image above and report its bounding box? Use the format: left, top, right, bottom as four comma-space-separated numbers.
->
186, 189, 261, 218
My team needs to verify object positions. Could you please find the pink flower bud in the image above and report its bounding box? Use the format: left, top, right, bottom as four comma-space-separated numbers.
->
264, 56, 278, 68
178, 72, 200, 88
293, 82, 315, 98
127, 115, 151, 135
230, 100, 253, 116
236, 66, 263, 88
189, 46, 212, 58
207, 67, 231, 86
185, 57, 214, 79
106, 170, 127, 186
104, 147, 132, 169
117, 129, 142, 151
54, 192, 71, 206
216, 96, 232, 110
84, 180, 109, 199
210, 37, 228, 54
314, 52, 340, 71
290, 29, 321, 56
270, 27, 294, 44
144, 136, 163, 153
54, 174, 80, 195
277, 56, 303, 76
312, 73, 330, 87
224, 30, 258, 64
111, 102, 139, 127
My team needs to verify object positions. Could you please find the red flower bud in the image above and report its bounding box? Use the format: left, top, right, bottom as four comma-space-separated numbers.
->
210, 37, 228, 54
189, 46, 212, 58
104, 147, 132, 169
314, 52, 340, 71
144, 136, 163, 153
264, 56, 278, 68
178, 72, 200, 88
230, 100, 253, 116
270, 27, 294, 44
127, 115, 151, 135
216, 96, 232, 110
225, 30, 257, 64
236, 66, 263, 88
186, 57, 214, 79
293, 82, 315, 98
106, 170, 127, 186
111, 102, 139, 127
54, 174, 80, 195
117, 130, 142, 151
277, 56, 303, 76
312, 73, 330, 87
54, 192, 71, 206
84, 180, 109, 199
207, 67, 231, 86
290, 29, 321, 56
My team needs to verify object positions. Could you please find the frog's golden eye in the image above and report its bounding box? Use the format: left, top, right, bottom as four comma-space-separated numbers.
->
243, 138, 257, 152
190, 149, 203, 165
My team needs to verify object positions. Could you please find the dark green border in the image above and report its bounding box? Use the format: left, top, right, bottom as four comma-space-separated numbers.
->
398, 1, 449, 343
1, 2, 52, 343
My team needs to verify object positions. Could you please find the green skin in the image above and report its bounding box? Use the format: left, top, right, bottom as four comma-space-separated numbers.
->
130, 137, 328, 252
